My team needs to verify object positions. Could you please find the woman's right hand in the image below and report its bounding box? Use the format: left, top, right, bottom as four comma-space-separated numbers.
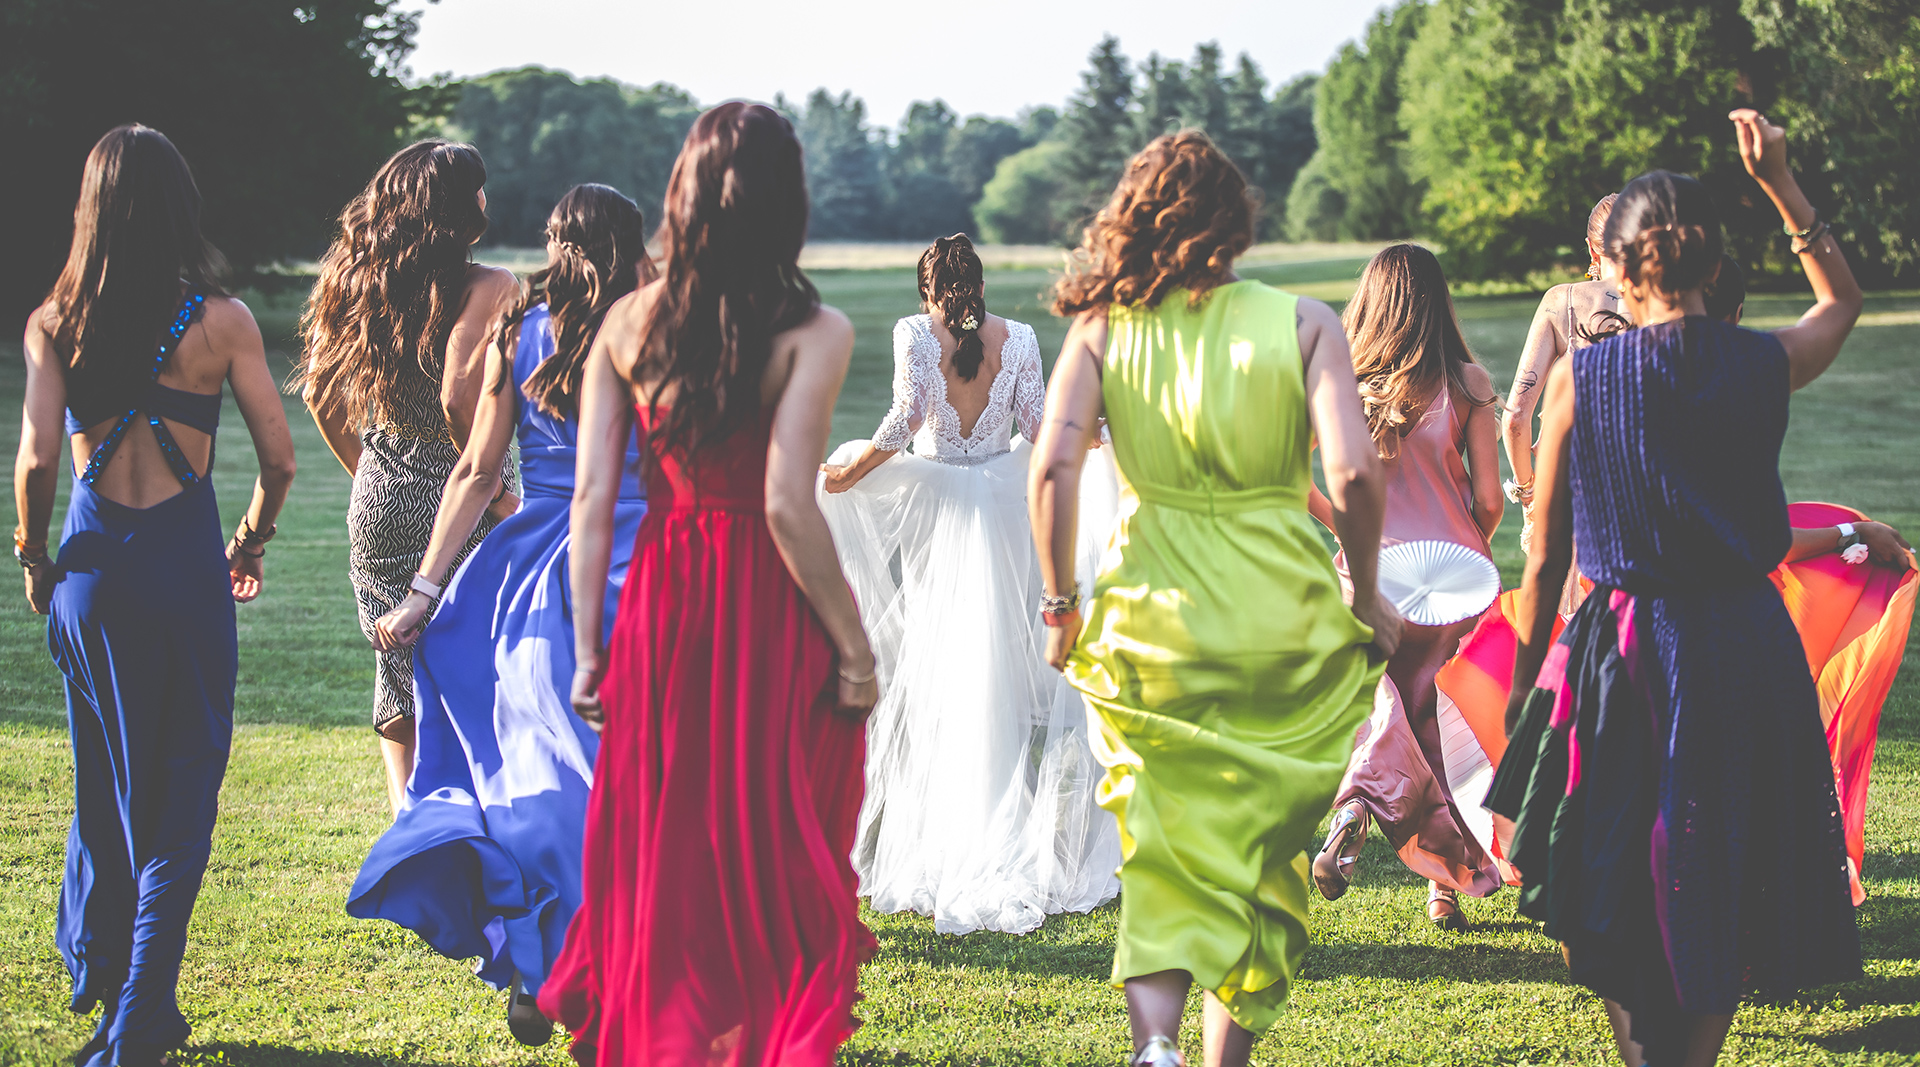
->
819, 464, 858, 494
371, 591, 434, 651
1860, 521, 1915, 569
1351, 590, 1404, 658
1730, 108, 1790, 188
571, 657, 606, 733
23, 561, 55, 615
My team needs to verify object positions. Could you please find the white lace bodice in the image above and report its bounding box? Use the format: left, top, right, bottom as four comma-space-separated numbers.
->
871, 315, 1045, 464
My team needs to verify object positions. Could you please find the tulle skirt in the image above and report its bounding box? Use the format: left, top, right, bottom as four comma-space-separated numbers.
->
819, 439, 1123, 934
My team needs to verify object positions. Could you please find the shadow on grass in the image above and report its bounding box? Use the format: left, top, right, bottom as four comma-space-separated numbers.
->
1807, 1014, 1920, 1055
1855, 891, 1920, 961
1301, 941, 1567, 984
870, 924, 1113, 982
176, 1044, 484, 1067
1756, 971, 1920, 1012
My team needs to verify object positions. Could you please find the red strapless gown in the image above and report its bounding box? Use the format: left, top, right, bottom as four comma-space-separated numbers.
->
539, 407, 874, 1065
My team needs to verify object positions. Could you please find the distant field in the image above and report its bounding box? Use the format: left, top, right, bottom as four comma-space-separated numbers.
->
0, 264, 1915, 1065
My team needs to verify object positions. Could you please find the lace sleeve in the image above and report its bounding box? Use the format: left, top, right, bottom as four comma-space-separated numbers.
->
1012, 323, 1046, 443
870, 317, 927, 452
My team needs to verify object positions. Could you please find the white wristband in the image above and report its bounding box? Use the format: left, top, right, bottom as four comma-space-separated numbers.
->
409, 573, 445, 601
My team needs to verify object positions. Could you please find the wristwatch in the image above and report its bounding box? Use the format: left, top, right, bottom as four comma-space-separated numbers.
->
1835, 522, 1862, 552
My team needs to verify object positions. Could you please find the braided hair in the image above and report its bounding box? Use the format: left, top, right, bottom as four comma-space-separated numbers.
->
919, 234, 987, 381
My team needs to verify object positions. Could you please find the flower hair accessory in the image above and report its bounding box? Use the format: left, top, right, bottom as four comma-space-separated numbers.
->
960, 314, 979, 332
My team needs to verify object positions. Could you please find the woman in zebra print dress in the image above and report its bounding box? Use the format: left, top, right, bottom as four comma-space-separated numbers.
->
296, 140, 520, 811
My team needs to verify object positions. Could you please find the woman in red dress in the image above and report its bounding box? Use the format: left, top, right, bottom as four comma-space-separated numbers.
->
540, 102, 880, 1066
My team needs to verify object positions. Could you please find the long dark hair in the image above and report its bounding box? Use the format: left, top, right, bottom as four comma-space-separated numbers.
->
501, 184, 653, 419
43, 125, 228, 409
919, 234, 987, 381
296, 140, 489, 425
640, 102, 818, 455
1053, 130, 1254, 315
1342, 244, 1494, 459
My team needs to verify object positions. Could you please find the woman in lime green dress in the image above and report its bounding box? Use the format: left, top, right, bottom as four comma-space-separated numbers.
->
1028, 131, 1401, 1067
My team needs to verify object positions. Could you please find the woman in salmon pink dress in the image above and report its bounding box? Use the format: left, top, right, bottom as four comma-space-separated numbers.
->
539, 101, 879, 1066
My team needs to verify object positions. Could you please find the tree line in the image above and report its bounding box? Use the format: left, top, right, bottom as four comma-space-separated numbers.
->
1292, 0, 1920, 285
8, 0, 1915, 323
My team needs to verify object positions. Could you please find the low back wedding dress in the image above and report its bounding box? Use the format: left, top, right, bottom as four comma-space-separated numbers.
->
819, 313, 1122, 935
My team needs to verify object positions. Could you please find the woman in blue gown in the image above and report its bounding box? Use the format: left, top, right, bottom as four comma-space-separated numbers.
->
345, 184, 650, 1046
16, 125, 298, 1067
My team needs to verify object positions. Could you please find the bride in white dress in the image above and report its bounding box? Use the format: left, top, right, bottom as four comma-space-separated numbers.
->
818, 234, 1121, 934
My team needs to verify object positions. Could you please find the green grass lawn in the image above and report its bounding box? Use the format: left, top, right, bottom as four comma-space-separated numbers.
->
1, 267, 1915, 1066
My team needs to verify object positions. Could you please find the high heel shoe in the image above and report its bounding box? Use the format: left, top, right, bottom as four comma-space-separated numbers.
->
506, 971, 554, 1046
1427, 883, 1467, 932
1312, 800, 1370, 901
1131, 1034, 1185, 1067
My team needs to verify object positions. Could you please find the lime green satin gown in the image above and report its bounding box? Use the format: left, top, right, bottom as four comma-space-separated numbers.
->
1065, 281, 1382, 1033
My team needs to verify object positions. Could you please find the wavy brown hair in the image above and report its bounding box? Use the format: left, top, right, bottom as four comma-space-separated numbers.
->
44, 125, 228, 413
639, 102, 818, 455
1342, 244, 1494, 459
918, 234, 987, 381
295, 140, 488, 425
497, 184, 653, 419
1052, 130, 1255, 316
1584, 193, 1619, 278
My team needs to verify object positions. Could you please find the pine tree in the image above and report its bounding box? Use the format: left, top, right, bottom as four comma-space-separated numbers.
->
1059, 36, 1137, 212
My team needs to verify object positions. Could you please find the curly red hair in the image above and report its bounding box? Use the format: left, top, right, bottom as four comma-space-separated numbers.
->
1052, 130, 1256, 316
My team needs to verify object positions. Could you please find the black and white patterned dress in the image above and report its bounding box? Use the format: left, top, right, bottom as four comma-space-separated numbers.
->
348, 362, 512, 735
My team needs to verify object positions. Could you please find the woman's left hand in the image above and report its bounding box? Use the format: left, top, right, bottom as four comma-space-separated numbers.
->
229, 544, 264, 603
1858, 521, 1914, 569
819, 464, 858, 494
486, 489, 521, 524
23, 561, 56, 615
372, 591, 434, 651
1043, 611, 1081, 671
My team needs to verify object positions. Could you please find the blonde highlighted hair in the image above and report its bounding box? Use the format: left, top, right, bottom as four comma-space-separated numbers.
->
1343, 243, 1494, 458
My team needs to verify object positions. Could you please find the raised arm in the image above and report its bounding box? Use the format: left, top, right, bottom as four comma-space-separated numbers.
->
820, 316, 922, 493
371, 336, 522, 650
441, 265, 520, 448
1503, 286, 1568, 501
567, 294, 642, 729
1505, 356, 1576, 734
1461, 364, 1505, 544
214, 297, 297, 603
764, 305, 877, 720
16, 307, 69, 614
1030, 310, 1106, 671
1730, 109, 1863, 391
1301, 297, 1401, 657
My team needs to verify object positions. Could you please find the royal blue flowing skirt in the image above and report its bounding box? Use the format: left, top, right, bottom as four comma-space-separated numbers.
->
346, 491, 644, 996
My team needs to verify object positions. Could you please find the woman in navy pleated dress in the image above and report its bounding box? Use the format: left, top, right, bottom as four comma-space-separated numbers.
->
346, 184, 651, 1047
15, 125, 297, 1067
1490, 110, 1865, 1067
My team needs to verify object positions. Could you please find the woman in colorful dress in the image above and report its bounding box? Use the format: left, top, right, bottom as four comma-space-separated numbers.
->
345, 184, 651, 1047
541, 102, 878, 1066
297, 140, 521, 811
817, 234, 1121, 935
1307, 243, 1504, 930
17, 125, 297, 1067
1490, 110, 1864, 1067
1030, 130, 1400, 1067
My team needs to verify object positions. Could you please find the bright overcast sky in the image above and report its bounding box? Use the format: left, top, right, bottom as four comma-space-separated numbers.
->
406, 0, 1388, 129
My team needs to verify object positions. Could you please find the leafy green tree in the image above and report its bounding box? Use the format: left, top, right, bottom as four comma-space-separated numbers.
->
1219, 62, 1318, 238
975, 142, 1073, 245
791, 89, 886, 239
947, 117, 1032, 204
1287, 0, 1426, 243
1751, 0, 1920, 283
886, 101, 972, 238
1058, 36, 1138, 213
1182, 43, 1231, 133
1134, 53, 1194, 143
3, 0, 430, 315
450, 68, 699, 246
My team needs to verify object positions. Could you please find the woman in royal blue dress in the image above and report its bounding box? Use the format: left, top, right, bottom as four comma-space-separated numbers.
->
345, 184, 650, 1047
1490, 110, 1865, 1067
16, 125, 297, 1067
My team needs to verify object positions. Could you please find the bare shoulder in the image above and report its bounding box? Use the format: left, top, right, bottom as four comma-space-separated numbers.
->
22, 302, 55, 349
464, 264, 519, 306
1459, 361, 1495, 392
792, 303, 853, 349
1294, 296, 1342, 348
200, 294, 262, 347
1539, 282, 1575, 311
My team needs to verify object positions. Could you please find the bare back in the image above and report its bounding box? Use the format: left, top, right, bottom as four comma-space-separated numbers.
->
925, 311, 1010, 439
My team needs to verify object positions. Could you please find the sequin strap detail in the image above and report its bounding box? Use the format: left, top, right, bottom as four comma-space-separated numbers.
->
79, 292, 208, 487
